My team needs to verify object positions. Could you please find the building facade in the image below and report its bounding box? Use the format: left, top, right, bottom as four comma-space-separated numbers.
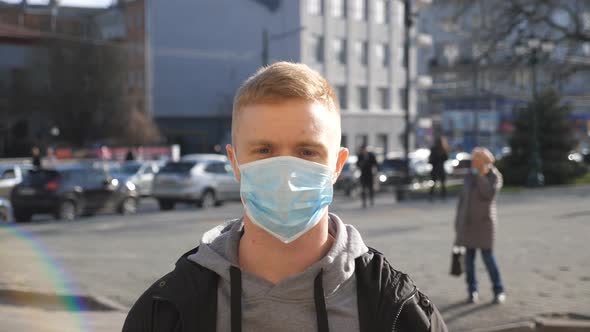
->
149, 0, 421, 156
419, 0, 590, 154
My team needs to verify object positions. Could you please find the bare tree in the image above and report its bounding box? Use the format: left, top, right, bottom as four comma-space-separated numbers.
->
448, 0, 590, 69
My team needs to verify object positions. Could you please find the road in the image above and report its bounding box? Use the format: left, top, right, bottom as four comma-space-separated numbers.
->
1, 187, 589, 331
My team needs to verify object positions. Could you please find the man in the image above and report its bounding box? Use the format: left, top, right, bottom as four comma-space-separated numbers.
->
31, 146, 41, 168
123, 62, 447, 332
356, 145, 378, 208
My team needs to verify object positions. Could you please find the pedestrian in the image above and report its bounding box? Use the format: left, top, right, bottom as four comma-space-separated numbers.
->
125, 149, 135, 161
45, 146, 58, 167
429, 136, 449, 201
31, 146, 41, 168
356, 145, 378, 208
123, 62, 447, 332
454, 147, 506, 304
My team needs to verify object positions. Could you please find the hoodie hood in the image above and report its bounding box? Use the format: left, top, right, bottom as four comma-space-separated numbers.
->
188, 213, 369, 301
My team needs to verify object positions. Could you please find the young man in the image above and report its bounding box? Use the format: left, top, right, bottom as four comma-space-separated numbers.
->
123, 62, 447, 332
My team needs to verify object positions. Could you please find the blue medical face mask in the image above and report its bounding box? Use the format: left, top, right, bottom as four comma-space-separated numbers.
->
238, 156, 335, 244
470, 167, 480, 175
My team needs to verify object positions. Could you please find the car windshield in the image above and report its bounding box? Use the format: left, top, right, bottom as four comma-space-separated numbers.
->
21, 169, 60, 186
160, 161, 197, 174
381, 159, 406, 170
118, 164, 142, 175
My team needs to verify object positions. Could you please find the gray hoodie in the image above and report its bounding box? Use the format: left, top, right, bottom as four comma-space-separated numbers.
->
188, 213, 369, 331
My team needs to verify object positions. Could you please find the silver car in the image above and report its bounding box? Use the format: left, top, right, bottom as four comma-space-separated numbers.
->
152, 154, 240, 210
111, 161, 163, 197
0, 164, 33, 200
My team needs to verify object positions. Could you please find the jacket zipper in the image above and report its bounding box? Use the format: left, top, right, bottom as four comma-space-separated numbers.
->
391, 288, 418, 332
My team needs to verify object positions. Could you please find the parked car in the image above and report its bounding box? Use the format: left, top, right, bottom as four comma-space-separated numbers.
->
448, 152, 472, 178
0, 164, 33, 199
10, 165, 138, 222
0, 198, 11, 222
377, 150, 438, 191
111, 161, 163, 197
334, 155, 360, 196
152, 154, 240, 210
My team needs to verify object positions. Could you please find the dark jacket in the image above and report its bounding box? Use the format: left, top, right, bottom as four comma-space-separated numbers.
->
356, 152, 378, 184
428, 146, 448, 178
123, 247, 447, 332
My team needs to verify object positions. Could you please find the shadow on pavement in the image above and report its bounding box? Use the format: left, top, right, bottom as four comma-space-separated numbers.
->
440, 300, 495, 325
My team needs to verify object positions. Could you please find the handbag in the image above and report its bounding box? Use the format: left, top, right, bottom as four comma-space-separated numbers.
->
450, 246, 465, 277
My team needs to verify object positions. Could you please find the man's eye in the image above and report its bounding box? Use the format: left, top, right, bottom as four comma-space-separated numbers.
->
257, 148, 271, 154
301, 149, 317, 157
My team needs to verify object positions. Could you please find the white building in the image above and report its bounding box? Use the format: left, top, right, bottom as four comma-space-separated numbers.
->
149, 0, 424, 155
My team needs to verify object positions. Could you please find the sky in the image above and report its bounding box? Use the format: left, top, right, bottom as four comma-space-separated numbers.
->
1, 0, 113, 8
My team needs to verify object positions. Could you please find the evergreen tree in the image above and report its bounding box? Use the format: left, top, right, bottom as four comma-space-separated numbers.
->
502, 89, 578, 185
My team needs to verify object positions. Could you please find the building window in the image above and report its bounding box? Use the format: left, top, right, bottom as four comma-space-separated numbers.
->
378, 87, 390, 109
355, 134, 368, 151
310, 35, 324, 62
399, 88, 407, 111
308, 0, 324, 16
333, 38, 347, 64
355, 40, 368, 65
341, 134, 348, 148
336, 85, 348, 110
399, 46, 406, 67
358, 86, 368, 110
375, 0, 389, 24
332, 0, 347, 18
377, 133, 388, 157
376, 43, 390, 67
353, 0, 368, 21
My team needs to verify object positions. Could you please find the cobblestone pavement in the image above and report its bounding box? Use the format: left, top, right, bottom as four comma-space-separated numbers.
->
0, 186, 589, 331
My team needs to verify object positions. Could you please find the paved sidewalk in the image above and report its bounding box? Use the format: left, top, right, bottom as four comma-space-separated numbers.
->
0, 185, 589, 331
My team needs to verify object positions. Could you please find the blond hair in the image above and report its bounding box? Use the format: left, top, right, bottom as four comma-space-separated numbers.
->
472, 147, 495, 164
232, 62, 339, 142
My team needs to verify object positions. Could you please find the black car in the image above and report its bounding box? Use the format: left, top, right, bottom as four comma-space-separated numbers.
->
10, 165, 138, 222
378, 158, 409, 187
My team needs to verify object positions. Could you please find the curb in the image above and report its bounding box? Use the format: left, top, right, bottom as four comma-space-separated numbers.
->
470, 317, 590, 332
471, 322, 535, 332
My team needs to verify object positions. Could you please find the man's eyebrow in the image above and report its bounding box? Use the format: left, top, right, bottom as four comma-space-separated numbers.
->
245, 140, 274, 147
295, 141, 328, 151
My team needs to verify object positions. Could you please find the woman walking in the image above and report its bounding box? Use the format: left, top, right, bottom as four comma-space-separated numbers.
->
454, 147, 506, 304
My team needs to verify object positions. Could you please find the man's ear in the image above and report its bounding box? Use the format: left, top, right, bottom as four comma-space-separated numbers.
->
333, 147, 349, 184
226, 144, 241, 182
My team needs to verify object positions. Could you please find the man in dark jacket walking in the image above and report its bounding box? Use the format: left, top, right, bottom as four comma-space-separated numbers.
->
428, 136, 449, 201
123, 62, 447, 332
356, 145, 378, 208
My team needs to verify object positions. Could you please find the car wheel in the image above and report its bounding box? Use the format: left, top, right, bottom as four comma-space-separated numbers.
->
13, 210, 32, 223
197, 190, 215, 209
158, 199, 175, 211
56, 200, 77, 221
0, 207, 8, 222
119, 197, 138, 215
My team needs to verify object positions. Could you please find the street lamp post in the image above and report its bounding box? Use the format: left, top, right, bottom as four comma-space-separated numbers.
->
399, 0, 413, 201
515, 37, 554, 187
